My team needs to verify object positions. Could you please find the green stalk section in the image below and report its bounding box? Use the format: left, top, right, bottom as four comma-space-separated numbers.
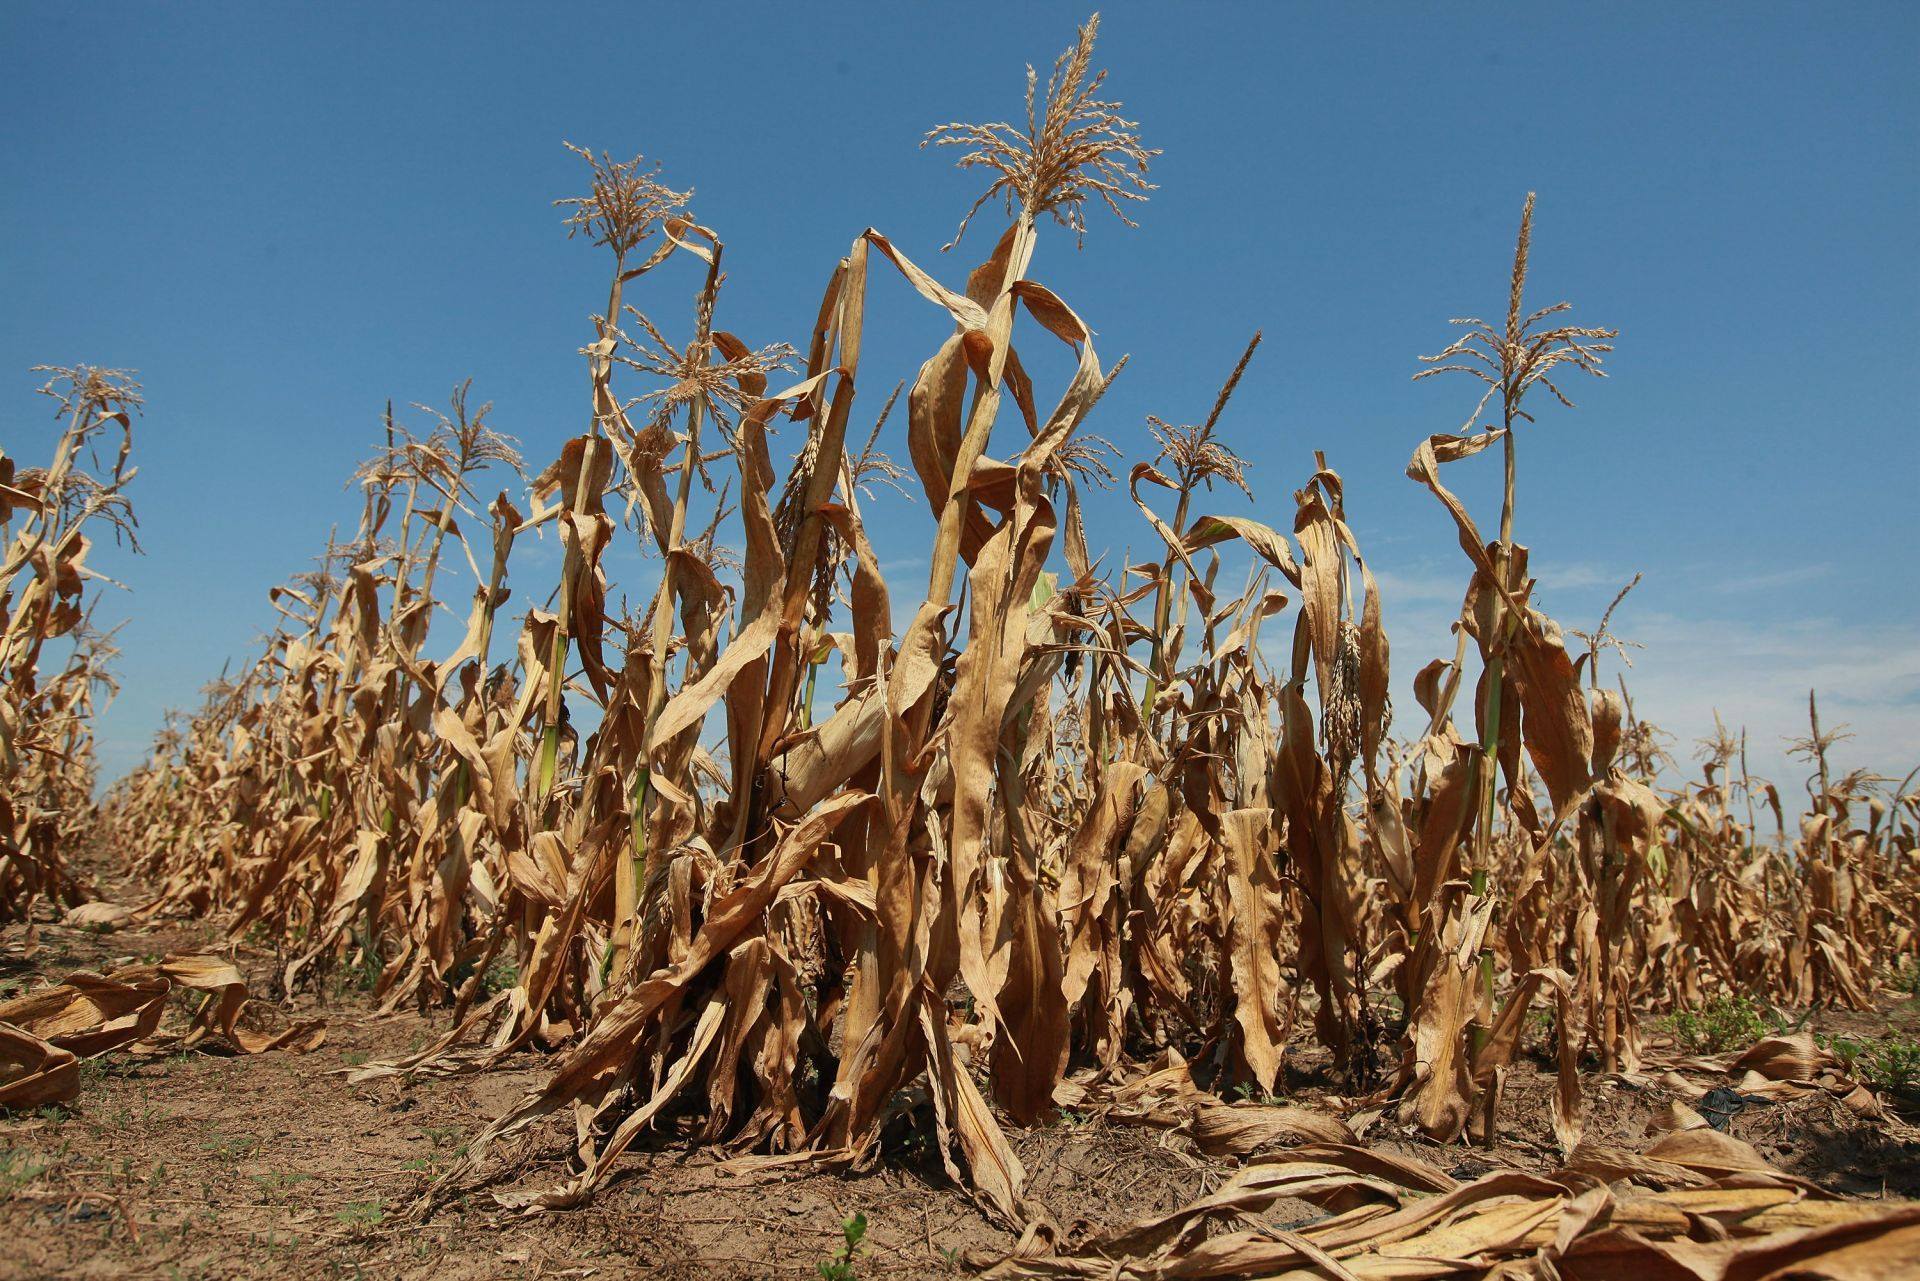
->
619, 240, 723, 977
799, 645, 822, 731
1141, 483, 1193, 733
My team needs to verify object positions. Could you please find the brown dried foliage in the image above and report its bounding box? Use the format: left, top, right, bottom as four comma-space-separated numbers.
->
68, 14, 1918, 1272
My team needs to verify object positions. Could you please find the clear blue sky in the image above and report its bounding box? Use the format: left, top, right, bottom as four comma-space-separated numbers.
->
4, 1, 1915, 794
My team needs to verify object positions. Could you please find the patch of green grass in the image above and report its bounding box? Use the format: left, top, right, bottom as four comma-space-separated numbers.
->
200, 1131, 262, 1162
79, 1057, 132, 1088
0, 1142, 67, 1197
1662, 995, 1776, 1054
244, 1228, 303, 1261
0, 1148, 48, 1196
249, 1170, 312, 1198
325, 928, 385, 1000
334, 1198, 386, 1228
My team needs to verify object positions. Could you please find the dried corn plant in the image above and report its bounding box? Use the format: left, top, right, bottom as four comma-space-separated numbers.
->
92, 11, 1920, 1257
2, 366, 142, 927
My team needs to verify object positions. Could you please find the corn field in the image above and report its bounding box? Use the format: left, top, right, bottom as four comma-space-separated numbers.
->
6, 15, 1919, 1277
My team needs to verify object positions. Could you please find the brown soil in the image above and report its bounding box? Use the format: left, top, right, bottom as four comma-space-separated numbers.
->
5, 850, 1917, 1279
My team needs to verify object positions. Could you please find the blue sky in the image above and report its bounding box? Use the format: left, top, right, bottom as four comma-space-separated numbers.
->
4, 1, 1915, 794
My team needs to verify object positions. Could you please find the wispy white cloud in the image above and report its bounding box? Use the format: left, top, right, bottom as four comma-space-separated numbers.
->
1547, 562, 1636, 592
1372, 559, 1634, 607
1605, 611, 1919, 788
1702, 563, 1833, 595
1370, 566, 1466, 604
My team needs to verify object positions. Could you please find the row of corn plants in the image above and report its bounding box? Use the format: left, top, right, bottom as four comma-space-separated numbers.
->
97, 15, 1917, 1224
2, 366, 142, 927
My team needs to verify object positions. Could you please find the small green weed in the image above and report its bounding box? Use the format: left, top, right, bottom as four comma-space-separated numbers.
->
419, 1124, 461, 1147
818, 1211, 867, 1280
482, 957, 520, 995
200, 1132, 261, 1162
1821, 1033, 1920, 1092
1891, 958, 1920, 998
1662, 996, 1775, 1054
328, 928, 384, 998
249, 1170, 311, 1197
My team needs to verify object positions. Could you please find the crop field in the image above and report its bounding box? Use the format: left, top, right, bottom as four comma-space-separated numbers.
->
3, 14, 1918, 1280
